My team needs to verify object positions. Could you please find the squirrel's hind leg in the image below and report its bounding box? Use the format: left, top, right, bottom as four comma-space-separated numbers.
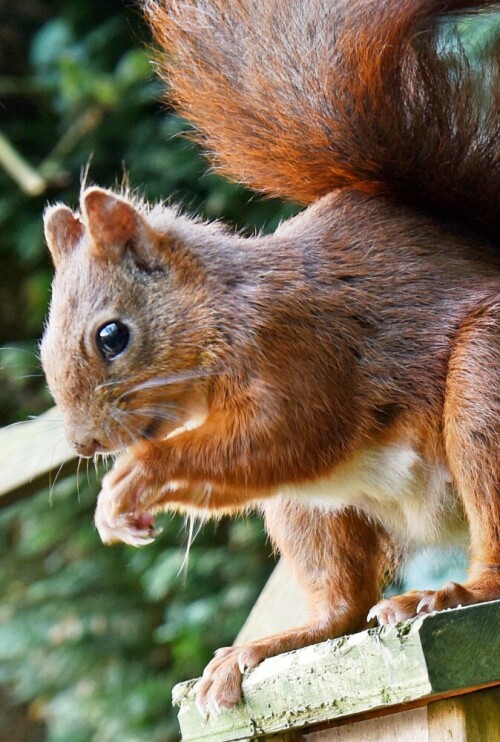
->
438, 304, 500, 607
197, 502, 392, 713
371, 303, 500, 625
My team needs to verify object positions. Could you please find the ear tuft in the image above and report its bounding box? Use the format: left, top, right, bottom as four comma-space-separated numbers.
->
82, 188, 142, 262
44, 205, 84, 268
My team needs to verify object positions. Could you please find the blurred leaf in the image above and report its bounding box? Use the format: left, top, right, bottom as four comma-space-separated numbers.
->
31, 19, 75, 70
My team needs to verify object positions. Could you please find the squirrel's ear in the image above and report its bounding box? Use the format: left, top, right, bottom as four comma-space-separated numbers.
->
82, 188, 146, 263
44, 205, 84, 267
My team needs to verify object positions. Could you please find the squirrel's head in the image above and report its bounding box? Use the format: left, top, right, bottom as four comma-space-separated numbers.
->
41, 187, 215, 457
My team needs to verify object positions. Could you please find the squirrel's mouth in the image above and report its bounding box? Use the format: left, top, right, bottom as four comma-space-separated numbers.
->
72, 418, 170, 457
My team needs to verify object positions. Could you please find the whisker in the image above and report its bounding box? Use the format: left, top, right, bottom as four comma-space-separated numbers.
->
18, 435, 68, 494
13, 373, 45, 380
110, 408, 141, 447
95, 377, 130, 393
0, 345, 40, 358
0, 428, 70, 477
86, 458, 91, 491
132, 401, 179, 410
0, 417, 63, 432
179, 507, 207, 579
76, 457, 82, 503
102, 422, 116, 460
0, 365, 42, 377
49, 459, 67, 505
126, 407, 178, 422
105, 413, 129, 456
118, 368, 217, 401
180, 513, 197, 576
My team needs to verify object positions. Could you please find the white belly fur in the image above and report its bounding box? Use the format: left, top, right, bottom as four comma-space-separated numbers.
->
281, 443, 468, 546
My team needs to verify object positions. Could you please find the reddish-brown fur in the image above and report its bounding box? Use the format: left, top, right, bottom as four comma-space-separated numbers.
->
41, 0, 500, 712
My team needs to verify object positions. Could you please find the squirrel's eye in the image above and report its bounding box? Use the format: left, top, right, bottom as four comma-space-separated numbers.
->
96, 321, 130, 361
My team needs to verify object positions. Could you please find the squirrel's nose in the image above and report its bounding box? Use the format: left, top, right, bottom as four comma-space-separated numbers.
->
73, 437, 101, 457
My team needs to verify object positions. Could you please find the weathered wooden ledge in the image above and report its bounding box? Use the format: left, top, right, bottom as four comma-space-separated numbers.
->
0, 407, 75, 506
173, 599, 500, 741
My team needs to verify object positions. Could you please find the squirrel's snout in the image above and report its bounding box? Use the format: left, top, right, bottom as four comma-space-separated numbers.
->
73, 437, 102, 458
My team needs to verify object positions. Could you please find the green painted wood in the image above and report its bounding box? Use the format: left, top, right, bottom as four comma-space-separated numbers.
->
173, 600, 500, 741
419, 600, 500, 692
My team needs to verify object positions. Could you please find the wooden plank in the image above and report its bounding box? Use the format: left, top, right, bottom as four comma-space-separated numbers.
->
428, 687, 500, 742
0, 407, 76, 506
306, 707, 428, 742
307, 688, 500, 741
173, 600, 500, 742
236, 560, 308, 645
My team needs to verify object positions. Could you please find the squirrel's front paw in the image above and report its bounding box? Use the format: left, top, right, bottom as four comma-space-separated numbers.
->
95, 455, 162, 547
196, 645, 267, 716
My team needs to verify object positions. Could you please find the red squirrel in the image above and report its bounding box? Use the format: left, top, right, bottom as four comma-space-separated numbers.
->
41, 0, 500, 713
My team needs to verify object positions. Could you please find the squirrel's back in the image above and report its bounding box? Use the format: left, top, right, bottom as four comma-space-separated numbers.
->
146, 0, 499, 241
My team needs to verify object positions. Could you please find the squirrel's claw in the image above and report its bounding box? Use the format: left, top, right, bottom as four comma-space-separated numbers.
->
94, 456, 161, 547
96, 514, 159, 547
368, 589, 439, 625
195, 644, 267, 716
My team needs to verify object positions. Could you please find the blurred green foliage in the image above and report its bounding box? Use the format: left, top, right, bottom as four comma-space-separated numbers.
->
0, 475, 271, 741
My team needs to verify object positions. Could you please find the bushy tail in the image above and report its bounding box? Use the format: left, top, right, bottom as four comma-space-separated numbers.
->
145, 0, 499, 239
